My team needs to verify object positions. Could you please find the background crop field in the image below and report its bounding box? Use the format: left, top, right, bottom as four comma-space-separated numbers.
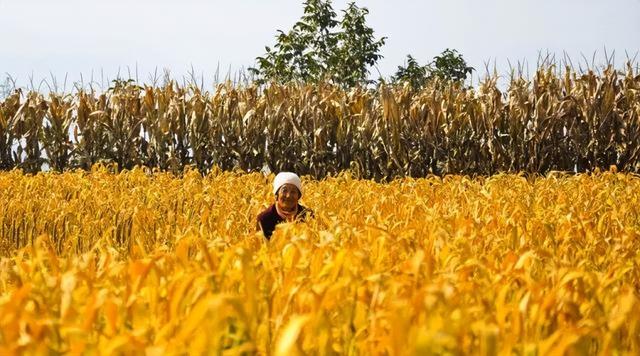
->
1, 168, 639, 354
2, 65, 640, 179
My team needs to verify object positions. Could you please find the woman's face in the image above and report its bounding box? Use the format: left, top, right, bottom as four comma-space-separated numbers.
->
277, 183, 300, 211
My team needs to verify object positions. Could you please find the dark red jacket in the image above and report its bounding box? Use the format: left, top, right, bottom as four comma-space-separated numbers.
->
256, 204, 313, 239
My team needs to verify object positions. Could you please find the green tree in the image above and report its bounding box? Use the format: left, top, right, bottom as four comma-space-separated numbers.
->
249, 0, 386, 88
430, 48, 474, 82
390, 55, 429, 89
392, 49, 474, 89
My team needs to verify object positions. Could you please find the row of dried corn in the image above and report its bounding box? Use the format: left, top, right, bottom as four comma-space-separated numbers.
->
1, 65, 640, 178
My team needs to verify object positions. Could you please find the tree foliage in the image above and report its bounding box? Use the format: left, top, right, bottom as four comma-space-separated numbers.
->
392, 49, 474, 89
249, 0, 386, 88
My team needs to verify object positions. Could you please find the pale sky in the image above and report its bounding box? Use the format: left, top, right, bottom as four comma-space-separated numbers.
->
1, 0, 639, 90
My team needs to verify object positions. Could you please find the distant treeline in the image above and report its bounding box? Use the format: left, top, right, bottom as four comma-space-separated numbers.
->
1, 65, 639, 179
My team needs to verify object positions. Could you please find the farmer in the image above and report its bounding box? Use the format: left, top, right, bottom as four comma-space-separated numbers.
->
257, 172, 313, 239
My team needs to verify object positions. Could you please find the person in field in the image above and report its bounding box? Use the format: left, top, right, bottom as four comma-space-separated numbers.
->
257, 172, 313, 239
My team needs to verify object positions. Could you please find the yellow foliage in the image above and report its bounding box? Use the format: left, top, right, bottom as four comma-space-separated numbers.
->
0, 168, 639, 354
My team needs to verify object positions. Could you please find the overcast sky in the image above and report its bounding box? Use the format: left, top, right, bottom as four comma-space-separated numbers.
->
1, 0, 639, 89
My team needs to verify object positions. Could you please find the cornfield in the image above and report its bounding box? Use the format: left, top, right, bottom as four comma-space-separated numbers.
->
1, 167, 639, 354
1, 64, 640, 178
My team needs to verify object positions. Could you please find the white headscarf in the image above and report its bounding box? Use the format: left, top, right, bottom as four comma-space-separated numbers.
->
273, 172, 302, 196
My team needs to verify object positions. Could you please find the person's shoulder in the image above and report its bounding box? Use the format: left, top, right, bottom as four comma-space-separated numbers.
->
257, 204, 277, 220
